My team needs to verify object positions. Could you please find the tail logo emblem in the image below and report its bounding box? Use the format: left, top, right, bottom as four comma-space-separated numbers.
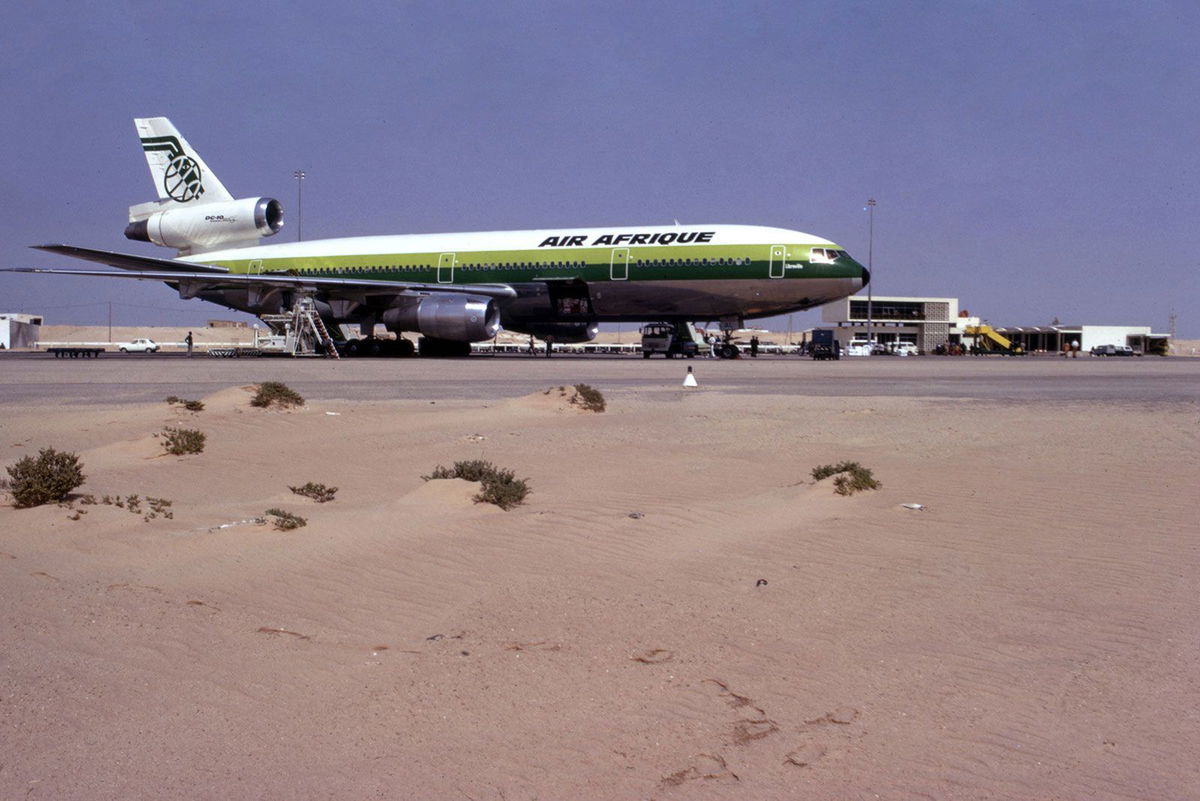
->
164, 155, 204, 202
141, 134, 205, 202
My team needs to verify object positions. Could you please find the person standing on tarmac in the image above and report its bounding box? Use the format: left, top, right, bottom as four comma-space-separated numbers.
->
185, 331, 194, 358
750, 335, 759, 358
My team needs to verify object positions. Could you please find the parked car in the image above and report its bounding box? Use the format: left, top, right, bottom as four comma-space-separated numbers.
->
1114, 345, 1140, 357
119, 338, 159, 353
893, 343, 919, 357
844, 339, 875, 356
1090, 344, 1117, 357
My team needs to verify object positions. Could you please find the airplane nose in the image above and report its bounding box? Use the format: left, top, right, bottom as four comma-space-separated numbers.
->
859, 265, 870, 288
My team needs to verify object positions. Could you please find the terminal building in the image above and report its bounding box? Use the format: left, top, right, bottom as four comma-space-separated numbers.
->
820, 295, 958, 352
819, 296, 1170, 354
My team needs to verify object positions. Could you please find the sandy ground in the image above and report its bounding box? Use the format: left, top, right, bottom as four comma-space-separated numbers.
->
1, 367, 1198, 799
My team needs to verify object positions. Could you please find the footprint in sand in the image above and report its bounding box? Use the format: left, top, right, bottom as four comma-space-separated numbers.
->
631, 648, 673, 664
661, 753, 738, 787
701, 679, 780, 746
186, 600, 221, 612
256, 627, 311, 641
784, 743, 827, 768
732, 718, 779, 744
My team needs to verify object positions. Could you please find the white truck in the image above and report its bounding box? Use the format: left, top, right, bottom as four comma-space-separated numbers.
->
640, 322, 702, 358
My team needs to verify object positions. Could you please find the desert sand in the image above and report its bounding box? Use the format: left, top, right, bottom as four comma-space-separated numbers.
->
1, 363, 1198, 799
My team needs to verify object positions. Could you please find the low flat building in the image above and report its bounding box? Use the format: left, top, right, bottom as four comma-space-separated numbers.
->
819, 296, 1170, 355
820, 295, 958, 352
996, 324, 1169, 355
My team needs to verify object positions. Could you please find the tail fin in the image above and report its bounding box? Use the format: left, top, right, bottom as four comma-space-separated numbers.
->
133, 117, 233, 206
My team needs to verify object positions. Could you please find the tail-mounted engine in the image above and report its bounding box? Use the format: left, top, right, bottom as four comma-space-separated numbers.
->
125, 197, 284, 254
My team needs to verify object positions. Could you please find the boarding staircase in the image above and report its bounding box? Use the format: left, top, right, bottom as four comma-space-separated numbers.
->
965, 325, 1019, 354
257, 296, 340, 358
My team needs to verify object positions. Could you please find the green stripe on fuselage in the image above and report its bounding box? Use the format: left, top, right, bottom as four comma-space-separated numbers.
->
207, 243, 859, 283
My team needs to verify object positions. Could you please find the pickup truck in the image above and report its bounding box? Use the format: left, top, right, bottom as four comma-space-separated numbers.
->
118, 338, 160, 353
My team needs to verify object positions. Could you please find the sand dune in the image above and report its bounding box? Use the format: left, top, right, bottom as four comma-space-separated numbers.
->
1, 379, 1198, 799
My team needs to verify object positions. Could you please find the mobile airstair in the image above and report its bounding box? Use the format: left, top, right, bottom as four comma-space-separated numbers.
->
256, 297, 340, 358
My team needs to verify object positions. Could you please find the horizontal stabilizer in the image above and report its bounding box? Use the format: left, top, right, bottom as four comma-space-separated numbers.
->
32, 244, 229, 274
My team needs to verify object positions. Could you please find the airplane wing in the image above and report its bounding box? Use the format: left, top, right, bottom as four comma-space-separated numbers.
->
32, 244, 231, 274
8, 267, 518, 300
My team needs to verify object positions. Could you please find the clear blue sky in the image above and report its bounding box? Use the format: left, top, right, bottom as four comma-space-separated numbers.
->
1, 0, 1196, 335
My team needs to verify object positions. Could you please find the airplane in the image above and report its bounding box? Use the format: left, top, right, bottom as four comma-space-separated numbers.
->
16, 117, 870, 357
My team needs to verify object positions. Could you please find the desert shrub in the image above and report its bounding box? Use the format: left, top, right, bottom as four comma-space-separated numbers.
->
474, 474, 531, 510
165, 396, 204, 411
811, 461, 881, 496
571, 383, 606, 413
162, 427, 206, 455
265, 508, 307, 530
95, 494, 174, 520
424, 459, 494, 483
289, 482, 338, 503
6, 448, 86, 508
423, 459, 531, 510
251, 382, 304, 409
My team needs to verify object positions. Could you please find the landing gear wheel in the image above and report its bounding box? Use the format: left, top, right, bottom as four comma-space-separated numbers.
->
720, 344, 739, 359
343, 338, 362, 357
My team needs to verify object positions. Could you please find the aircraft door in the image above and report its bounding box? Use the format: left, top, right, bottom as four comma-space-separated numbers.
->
248, 259, 263, 275
437, 253, 455, 283
610, 248, 629, 281
769, 245, 786, 278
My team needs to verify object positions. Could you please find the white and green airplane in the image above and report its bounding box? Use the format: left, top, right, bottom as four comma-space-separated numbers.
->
21, 118, 869, 356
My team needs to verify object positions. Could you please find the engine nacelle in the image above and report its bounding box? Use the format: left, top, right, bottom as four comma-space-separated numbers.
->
381, 294, 501, 342
125, 197, 284, 252
508, 321, 599, 343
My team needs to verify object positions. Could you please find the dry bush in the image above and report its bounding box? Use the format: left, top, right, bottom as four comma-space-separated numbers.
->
811, 461, 881, 496
265, 508, 307, 530
423, 460, 530, 510
161, 427, 206, 455
570, 383, 606, 412
251, 382, 304, 409
5, 448, 86, 508
289, 482, 338, 503
166, 396, 204, 412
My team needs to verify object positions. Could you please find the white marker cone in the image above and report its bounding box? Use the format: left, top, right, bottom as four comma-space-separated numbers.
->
683, 366, 698, 387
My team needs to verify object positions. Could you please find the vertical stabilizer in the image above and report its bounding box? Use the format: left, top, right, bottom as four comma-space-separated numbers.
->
134, 117, 233, 206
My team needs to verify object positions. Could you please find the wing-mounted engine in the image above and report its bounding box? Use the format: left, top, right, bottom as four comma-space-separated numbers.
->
124, 197, 284, 255
507, 321, 599, 343
381, 294, 501, 342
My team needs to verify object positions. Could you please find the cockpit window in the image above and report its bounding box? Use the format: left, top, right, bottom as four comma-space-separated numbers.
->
809, 248, 846, 263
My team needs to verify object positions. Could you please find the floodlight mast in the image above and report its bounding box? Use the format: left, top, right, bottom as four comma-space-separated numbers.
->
293, 170, 306, 241
866, 198, 876, 350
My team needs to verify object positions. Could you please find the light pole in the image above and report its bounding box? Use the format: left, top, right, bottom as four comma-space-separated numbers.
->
866, 198, 876, 351
293, 170, 306, 241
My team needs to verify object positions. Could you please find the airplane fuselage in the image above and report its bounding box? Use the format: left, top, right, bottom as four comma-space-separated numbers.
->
192, 223, 868, 331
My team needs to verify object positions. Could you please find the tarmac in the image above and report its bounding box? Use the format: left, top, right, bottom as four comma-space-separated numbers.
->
1, 351, 1196, 405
